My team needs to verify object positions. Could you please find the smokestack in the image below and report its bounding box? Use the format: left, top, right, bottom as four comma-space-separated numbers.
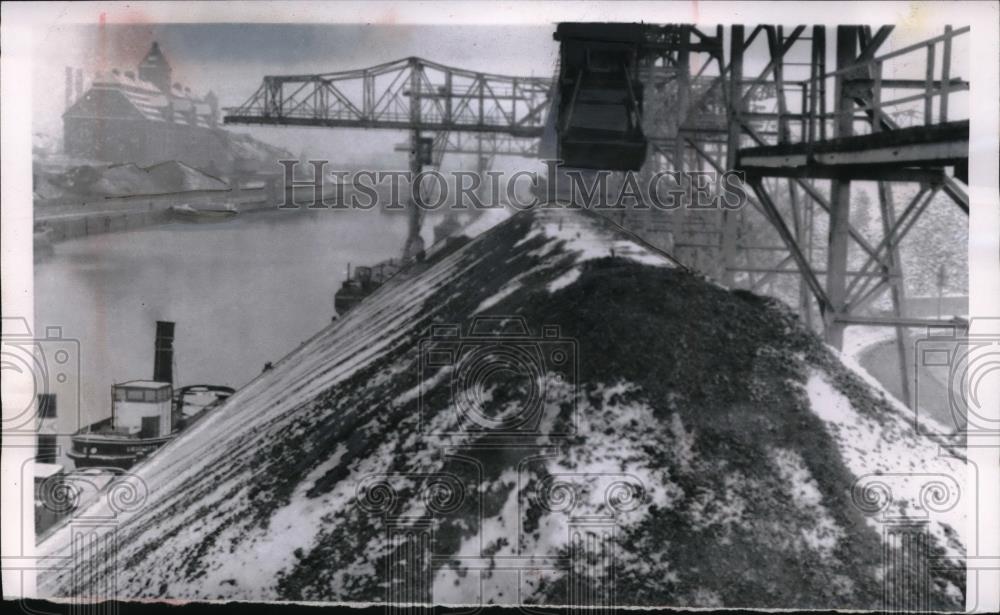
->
153, 321, 175, 384
65, 67, 73, 109
75, 68, 83, 101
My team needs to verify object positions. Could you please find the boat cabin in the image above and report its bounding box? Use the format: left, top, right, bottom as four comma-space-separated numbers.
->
333, 259, 402, 316
112, 380, 173, 438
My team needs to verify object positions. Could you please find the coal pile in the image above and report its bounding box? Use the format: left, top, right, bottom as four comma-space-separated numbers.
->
39, 208, 966, 609
38, 161, 229, 199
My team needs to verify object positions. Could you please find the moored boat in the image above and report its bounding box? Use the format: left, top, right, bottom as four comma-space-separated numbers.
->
333, 259, 402, 317
68, 321, 234, 470
169, 202, 239, 222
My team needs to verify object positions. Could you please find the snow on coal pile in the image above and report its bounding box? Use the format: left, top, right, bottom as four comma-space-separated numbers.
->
39, 208, 966, 609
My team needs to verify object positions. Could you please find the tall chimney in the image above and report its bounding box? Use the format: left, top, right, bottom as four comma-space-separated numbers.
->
65, 67, 73, 109
153, 321, 175, 384
75, 68, 83, 101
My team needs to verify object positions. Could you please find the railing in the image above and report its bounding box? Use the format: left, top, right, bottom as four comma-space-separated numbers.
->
793, 25, 969, 146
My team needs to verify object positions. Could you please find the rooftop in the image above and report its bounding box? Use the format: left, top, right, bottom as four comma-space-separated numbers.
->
67, 43, 217, 128
115, 380, 172, 389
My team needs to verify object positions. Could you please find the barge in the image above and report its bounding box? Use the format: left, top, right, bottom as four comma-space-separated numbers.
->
333, 259, 402, 316
169, 202, 239, 222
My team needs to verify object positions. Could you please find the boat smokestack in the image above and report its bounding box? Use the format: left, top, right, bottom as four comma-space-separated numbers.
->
153, 321, 175, 384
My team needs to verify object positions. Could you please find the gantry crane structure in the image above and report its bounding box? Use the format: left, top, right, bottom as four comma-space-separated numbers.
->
224, 56, 552, 257
634, 24, 969, 407
225, 25, 970, 408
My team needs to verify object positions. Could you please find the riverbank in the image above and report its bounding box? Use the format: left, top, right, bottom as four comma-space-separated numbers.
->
34, 180, 286, 243
33, 180, 424, 245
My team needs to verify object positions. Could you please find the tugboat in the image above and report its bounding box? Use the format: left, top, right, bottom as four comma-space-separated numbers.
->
68, 321, 234, 470
333, 259, 402, 316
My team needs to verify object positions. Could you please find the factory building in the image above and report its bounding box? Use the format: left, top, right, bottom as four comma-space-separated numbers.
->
62, 42, 282, 174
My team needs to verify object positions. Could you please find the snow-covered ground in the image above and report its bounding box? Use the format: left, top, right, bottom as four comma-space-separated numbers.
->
842, 325, 897, 361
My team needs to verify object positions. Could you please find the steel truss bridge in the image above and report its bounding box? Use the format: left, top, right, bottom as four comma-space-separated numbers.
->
225, 25, 970, 409
225, 56, 552, 254
225, 56, 552, 135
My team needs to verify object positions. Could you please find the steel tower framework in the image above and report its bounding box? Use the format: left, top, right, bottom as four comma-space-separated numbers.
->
645, 24, 969, 407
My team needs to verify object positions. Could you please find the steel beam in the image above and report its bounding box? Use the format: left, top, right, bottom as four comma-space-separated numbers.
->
748, 177, 830, 311
846, 184, 938, 305
736, 120, 884, 263
878, 181, 914, 407
721, 24, 745, 286
824, 26, 861, 349
740, 165, 947, 183
833, 315, 968, 329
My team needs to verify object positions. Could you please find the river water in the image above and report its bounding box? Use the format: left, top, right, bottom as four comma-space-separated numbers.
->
35, 207, 434, 458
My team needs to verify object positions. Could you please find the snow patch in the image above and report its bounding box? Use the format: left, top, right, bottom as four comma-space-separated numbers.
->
831, 345, 955, 436
842, 325, 896, 361
532, 215, 678, 270
804, 371, 966, 553
771, 448, 844, 556
195, 443, 349, 597
547, 268, 580, 293
474, 281, 522, 313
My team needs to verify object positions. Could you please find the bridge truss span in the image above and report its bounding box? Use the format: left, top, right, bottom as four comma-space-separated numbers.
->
224, 56, 553, 137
